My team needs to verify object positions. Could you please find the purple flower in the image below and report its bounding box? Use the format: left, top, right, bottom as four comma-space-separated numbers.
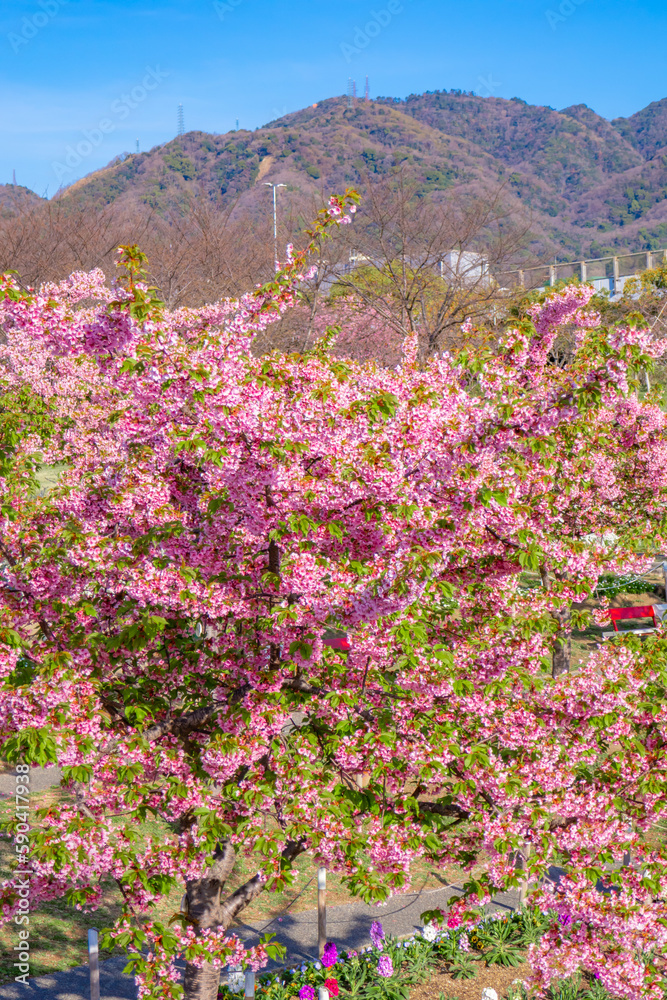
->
299, 987, 315, 1000
369, 920, 384, 949
377, 955, 393, 978
322, 942, 338, 969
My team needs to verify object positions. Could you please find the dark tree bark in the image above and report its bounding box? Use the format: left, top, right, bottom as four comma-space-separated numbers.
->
540, 565, 571, 679
552, 605, 571, 679
183, 841, 236, 1000
183, 840, 304, 1000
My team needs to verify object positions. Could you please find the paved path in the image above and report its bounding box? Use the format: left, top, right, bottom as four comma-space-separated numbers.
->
0, 767, 61, 798
232, 880, 519, 964
0, 957, 136, 1000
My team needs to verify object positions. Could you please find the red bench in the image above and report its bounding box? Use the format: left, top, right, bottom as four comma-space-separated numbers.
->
323, 633, 351, 651
608, 605, 658, 631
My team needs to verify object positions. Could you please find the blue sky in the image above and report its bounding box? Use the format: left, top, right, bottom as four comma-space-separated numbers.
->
1, 0, 666, 197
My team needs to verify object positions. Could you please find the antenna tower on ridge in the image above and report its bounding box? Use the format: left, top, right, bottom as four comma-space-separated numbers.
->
177, 104, 184, 136
136, 138, 140, 153
347, 78, 354, 109
12, 169, 16, 186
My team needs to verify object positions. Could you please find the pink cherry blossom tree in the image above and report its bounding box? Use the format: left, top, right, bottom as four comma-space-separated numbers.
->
2, 194, 667, 1000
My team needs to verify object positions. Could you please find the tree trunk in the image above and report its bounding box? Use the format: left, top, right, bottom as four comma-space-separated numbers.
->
183, 951, 223, 1000
182, 839, 304, 1000
183, 843, 236, 1000
540, 565, 571, 679
552, 605, 571, 679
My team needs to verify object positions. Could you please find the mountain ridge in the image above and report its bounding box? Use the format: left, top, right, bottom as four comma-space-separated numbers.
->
5, 90, 667, 259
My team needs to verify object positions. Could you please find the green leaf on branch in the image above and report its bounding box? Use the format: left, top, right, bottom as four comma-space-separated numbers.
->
2, 727, 58, 765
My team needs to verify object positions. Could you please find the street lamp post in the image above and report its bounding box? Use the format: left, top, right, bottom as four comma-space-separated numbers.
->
264, 182, 286, 272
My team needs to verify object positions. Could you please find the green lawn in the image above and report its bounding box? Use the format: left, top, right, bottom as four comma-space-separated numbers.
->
35, 463, 66, 495
0, 786, 124, 981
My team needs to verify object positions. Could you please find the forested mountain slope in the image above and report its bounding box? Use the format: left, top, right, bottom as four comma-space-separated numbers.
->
14, 91, 667, 259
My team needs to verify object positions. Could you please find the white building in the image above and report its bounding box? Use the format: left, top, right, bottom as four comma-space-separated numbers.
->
440, 251, 489, 284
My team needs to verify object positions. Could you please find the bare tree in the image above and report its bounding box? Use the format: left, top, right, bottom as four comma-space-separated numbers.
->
311, 174, 531, 357
0, 179, 531, 366
0, 189, 278, 309
0, 196, 148, 289
139, 195, 277, 308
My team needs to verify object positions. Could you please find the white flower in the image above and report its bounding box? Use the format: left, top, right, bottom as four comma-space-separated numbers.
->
482, 990, 499, 1000
227, 966, 244, 994
421, 923, 437, 942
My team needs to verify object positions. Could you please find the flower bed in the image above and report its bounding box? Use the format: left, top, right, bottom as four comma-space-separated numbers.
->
218, 911, 622, 1000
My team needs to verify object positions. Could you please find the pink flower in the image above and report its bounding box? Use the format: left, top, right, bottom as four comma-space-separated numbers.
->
322, 942, 338, 968
377, 955, 393, 978
369, 920, 384, 949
